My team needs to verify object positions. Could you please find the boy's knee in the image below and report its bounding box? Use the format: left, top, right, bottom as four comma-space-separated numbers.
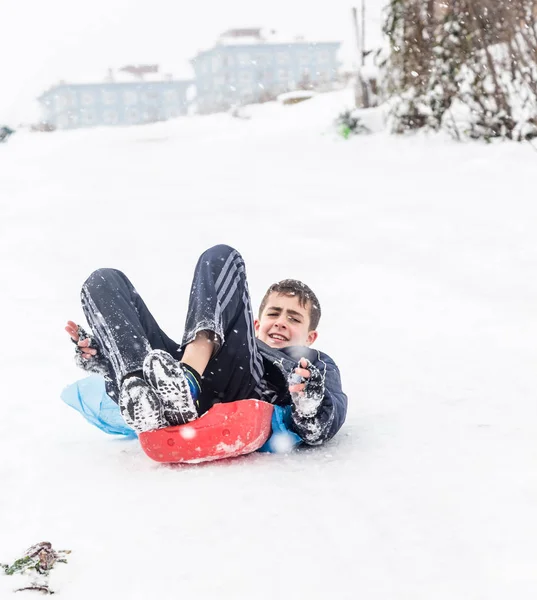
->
200, 244, 241, 265
82, 268, 125, 292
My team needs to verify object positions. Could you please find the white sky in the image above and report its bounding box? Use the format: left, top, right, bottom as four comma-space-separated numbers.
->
0, 0, 387, 124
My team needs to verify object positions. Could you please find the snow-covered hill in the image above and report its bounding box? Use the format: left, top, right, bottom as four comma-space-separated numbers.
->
1, 90, 536, 599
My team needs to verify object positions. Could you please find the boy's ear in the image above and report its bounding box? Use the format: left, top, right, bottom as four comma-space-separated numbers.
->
254, 319, 260, 335
306, 330, 318, 346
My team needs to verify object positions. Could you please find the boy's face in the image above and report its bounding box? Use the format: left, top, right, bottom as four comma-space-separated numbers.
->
254, 292, 318, 349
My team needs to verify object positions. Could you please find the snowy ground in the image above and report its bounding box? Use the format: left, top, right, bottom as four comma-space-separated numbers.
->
1, 90, 536, 599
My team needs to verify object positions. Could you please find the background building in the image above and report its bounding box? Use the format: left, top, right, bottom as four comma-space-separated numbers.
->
37, 29, 342, 128
191, 28, 341, 114
38, 67, 193, 130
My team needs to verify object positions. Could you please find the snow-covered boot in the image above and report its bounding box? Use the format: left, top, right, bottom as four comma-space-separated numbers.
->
143, 350, 201, 426
118, 376, 167, 433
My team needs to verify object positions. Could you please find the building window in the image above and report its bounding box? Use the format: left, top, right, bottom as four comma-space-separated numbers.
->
220, 55, 233, 68
164, 90, 179, 103
81, 92, 94, 106
124, 90, 138, 105
166, 107, 179, 119
259, 69, 273, 83
81, 109, 96, 125
55, 91, 76, 110
103, 110, 119, 125
298, 69, 312, 89
212, 55, 222, 72
127, 107, 139, 123
277, 69, 289, 83
317, 50, 331, 64
55, 95, 68, 111
102, 90, 117, 105
141, 89, 159, 104
238, 52, 250, 65
142, 110, 156, 123
277, 51, 288, 65
240, 71, 252, 83
298, 52, 310, 66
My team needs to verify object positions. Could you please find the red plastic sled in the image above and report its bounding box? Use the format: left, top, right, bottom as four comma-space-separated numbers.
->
138, 399, 274, 464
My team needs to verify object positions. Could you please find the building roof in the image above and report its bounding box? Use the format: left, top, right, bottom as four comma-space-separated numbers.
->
38, 74, 195, 102
38, 64, 194, 98
216, 27, 339, 47
192, 28, 340, 60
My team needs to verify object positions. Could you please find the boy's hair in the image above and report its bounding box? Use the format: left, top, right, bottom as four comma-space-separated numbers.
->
258, 279, 321, 331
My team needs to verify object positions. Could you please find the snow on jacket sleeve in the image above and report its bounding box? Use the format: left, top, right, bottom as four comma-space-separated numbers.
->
289, 351, 348, 445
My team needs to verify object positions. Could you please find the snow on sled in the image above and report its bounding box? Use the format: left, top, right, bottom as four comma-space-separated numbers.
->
138, 399, 274, 464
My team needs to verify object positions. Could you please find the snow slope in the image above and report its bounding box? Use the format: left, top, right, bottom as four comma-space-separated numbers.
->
0, 89, 536, 599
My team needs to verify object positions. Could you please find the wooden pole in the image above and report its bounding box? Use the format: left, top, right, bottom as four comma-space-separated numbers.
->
352, 3, 370, 108
361, 0, 366, 67
352, 6, 364, 107
361, 0, 370, 107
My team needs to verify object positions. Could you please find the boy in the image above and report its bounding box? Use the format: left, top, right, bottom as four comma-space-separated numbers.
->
66, 245, 347, 445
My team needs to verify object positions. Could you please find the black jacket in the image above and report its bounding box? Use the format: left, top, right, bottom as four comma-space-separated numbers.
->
256, 340, 348, 445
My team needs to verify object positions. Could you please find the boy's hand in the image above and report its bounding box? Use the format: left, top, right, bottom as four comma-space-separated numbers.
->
65, 320, 98, 360
288, 357, 325, 418
288, 357, 311, 394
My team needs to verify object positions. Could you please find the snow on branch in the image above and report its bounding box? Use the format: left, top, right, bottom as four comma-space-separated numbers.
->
382, 0, 537, 141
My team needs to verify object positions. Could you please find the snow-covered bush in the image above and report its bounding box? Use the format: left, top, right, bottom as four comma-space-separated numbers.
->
382, 0, 537, 141
335, 109, 371, 139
